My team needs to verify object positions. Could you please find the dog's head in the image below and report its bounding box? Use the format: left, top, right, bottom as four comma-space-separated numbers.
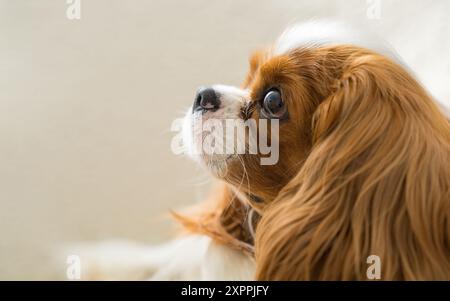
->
180, 21, 450, 280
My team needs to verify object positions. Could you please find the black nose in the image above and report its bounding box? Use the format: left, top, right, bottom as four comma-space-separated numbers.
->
193, 87, 221, 112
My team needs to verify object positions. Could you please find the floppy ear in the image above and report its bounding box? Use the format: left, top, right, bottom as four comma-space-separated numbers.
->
254, 52, 450, 280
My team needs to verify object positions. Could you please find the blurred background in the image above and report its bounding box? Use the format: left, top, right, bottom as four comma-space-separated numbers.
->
0, 0, 449, 280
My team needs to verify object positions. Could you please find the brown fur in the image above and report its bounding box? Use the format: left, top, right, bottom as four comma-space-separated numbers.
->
177, 45, 450, 280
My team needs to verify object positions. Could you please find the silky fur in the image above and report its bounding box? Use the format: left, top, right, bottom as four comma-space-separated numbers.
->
177, 44, 450, 280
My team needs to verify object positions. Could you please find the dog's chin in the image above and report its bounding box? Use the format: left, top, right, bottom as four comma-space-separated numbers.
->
197, 153, 236, 178
182, 109, 239, 178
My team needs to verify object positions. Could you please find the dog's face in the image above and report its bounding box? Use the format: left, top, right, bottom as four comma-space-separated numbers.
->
182, 55, 307, 204
182, 45, 349, 205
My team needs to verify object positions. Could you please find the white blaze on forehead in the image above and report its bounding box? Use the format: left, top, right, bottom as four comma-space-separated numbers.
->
274, 20, 401, 63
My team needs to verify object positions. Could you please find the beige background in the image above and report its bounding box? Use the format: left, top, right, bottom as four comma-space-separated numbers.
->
1, 0, 449, 280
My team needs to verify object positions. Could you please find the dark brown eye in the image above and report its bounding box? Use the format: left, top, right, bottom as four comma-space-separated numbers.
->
262, 89, 286, 118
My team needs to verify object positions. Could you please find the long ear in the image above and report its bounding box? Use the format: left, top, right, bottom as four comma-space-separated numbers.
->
172, 182, 256, 254
254, 52, 450, 280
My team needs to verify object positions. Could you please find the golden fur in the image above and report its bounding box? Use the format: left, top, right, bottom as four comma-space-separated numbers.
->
177, 45, 450, 280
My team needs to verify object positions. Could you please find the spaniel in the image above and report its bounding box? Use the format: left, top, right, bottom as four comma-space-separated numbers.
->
78, 20, 450, 281
173, 20, 450, 281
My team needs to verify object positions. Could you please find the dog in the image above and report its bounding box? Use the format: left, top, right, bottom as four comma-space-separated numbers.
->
175, 20, 450, 281
77, 20, 450, 281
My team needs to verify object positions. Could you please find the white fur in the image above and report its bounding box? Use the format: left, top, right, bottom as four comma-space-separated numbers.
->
275, 20, 402, 63
182, 84, 249, 176
64, 236, 254, 280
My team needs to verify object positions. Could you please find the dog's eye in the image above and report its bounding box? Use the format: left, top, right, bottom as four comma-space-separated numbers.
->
262, 89, 286, 118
